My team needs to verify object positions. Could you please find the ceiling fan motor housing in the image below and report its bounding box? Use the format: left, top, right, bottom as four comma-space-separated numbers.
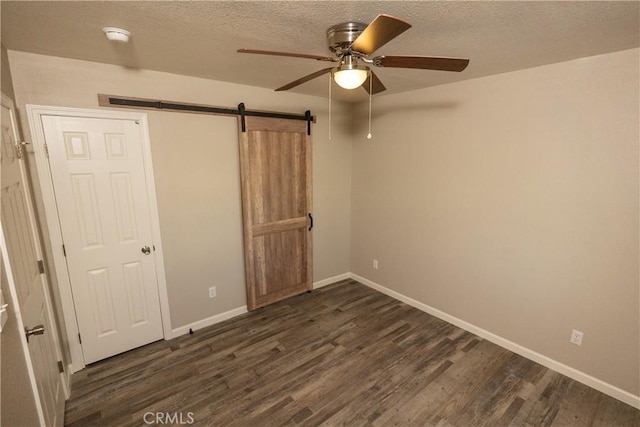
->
326, 22, 367, 55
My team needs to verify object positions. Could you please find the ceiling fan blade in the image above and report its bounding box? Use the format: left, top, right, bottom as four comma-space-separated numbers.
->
349, 14, 412, 56
275, 67, 334, 91
362, 71, 386, 95
237, 48, 336, 62
374, 56, 470, 72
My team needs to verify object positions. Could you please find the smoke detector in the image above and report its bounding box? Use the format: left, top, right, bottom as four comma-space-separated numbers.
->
103, 27, 131, 43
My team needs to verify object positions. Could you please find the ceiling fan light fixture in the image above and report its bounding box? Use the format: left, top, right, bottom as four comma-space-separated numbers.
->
333, 65, 368, 90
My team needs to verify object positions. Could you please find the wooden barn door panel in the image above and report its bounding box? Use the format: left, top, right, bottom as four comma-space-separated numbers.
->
238, 116, 312, 310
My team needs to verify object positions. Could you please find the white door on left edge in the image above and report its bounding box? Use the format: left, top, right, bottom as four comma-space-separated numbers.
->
1, 95, 64, 426
42, 115, 163, 364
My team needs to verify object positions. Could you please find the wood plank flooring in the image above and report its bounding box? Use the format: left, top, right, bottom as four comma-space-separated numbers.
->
65, 280, 640, 426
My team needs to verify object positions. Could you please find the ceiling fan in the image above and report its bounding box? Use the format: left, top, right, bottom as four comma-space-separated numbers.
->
238, 14, 470, 95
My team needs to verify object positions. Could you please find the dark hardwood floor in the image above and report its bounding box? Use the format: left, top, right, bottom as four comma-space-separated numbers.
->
65, 280, 639, 426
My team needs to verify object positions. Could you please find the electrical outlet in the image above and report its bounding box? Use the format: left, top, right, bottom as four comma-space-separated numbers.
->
373, 259, 379, 269
209, 286, 217, 298
570, 329, 583, 346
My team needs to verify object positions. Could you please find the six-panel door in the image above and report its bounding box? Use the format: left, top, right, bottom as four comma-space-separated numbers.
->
42, 116, 163, 364
2, 98, 65, 426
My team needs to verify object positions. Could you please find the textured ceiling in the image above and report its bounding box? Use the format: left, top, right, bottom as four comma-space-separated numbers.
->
1, 1, 639, 102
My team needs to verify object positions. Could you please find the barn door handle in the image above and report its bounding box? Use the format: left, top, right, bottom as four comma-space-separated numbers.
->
141, 246, 151, 255
25, 324, 45, 342
308, 213, 313, 231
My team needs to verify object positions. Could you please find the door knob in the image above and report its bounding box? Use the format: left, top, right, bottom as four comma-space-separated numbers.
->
25, 324, 45, 342
141, 246, 151, 255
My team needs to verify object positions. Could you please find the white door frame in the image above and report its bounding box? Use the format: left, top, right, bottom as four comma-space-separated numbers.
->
26, 105, 173, 373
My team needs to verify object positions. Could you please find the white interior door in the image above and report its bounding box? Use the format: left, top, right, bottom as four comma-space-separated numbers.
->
42, 115, 163, 364
1, 94, 64, 426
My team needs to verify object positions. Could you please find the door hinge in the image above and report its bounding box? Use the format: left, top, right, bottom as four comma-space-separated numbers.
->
78, 333, 82, 344
44, 144, 50, 158
15, 141, 31, 159
37, 260, 45, 274
57, 361, 64, 373
15, 141, 24, 159
62, 244, 66, 257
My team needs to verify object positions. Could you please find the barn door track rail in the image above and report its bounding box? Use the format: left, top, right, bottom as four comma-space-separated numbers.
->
98, 94, 314, 135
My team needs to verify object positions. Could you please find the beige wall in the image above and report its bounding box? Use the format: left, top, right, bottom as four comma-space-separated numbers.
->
7, 51, 352, 329
351, 48, 640, 395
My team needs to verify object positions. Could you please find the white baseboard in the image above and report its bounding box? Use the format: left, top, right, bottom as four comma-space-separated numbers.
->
168, 272, 639, 408
314, 272, 351, 289
62, 366, 72, 397
171, 306, 248, 337
170, 273, 352, 338
349, 273, 640, 409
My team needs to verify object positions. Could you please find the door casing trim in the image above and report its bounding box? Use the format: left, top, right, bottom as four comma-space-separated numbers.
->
26, 104, 173, 373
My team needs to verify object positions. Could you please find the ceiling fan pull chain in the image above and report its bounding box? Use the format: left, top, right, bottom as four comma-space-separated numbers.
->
328, 73, 332, 140
367, 69, 373, 140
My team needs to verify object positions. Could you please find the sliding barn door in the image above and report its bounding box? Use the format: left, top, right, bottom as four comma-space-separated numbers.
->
238, 116, 312, 311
